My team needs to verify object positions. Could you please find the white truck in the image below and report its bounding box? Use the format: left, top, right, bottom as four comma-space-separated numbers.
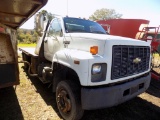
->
20, 12, 151, 120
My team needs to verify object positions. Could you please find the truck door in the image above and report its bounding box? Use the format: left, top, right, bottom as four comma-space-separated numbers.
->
44, 18, 63, 61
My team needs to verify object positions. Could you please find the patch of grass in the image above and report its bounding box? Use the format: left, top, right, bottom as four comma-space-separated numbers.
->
18, 43, 36, 48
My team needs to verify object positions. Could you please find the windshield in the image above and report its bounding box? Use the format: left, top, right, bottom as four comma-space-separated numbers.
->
63, 17, 107, 34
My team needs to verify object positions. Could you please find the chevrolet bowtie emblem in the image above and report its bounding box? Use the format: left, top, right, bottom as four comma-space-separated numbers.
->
133, 57, 141, 64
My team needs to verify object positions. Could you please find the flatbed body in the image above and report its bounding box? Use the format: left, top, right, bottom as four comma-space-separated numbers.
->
19, 48, 38, 58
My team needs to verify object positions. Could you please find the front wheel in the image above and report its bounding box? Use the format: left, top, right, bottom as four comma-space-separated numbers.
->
56, 80, 84, 120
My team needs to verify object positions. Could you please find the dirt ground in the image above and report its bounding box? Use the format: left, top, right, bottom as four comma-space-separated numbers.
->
0, 58, 160, 120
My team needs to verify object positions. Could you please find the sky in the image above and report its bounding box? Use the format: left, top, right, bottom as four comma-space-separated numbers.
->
20, 0, 160, 29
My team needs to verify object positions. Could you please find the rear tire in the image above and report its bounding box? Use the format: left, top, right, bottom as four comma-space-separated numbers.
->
56, 80, 84, 120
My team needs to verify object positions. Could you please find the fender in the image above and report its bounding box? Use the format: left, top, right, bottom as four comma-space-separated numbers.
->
52, 49, 94, 86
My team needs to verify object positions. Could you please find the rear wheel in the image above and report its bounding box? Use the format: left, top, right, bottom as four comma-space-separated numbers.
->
56, 80, 84, 120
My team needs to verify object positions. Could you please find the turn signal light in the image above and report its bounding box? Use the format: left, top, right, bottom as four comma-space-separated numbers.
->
90, 46, 98, 55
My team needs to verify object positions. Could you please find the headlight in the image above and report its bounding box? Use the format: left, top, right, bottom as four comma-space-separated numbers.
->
91, 63, 107, 82
92, 64, 101, 74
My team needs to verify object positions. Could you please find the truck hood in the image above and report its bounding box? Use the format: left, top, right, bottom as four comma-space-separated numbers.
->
68, 33, 109, 40
65, 33, 107, 56
64, 33, 150, 56
67, 33, 149, 42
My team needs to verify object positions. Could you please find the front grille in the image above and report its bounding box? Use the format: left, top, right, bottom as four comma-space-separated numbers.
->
111, 45, 150, 80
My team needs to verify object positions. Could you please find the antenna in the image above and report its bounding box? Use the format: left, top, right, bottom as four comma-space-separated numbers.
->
67, 0, 68, 16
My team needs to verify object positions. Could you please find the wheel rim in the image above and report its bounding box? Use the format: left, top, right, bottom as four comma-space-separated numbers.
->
57, 88, 72, 114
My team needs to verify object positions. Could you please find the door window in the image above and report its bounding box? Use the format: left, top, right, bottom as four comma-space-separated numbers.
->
48, 18, 62, 37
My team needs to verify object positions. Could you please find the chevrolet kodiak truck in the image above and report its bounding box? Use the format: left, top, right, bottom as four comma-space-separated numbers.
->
19, 12, 151, 120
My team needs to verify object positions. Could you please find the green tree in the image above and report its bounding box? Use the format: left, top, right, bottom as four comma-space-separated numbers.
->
24, 33, 32, 44
17, 28, 37, 44
89, 8, 122, 21
31, 30, 39, 43
17, 29, 23, 43
19, 33, 26, 43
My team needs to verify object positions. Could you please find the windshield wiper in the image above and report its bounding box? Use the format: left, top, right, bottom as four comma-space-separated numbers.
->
68, 29, 87, 33
91, 31, 106, 34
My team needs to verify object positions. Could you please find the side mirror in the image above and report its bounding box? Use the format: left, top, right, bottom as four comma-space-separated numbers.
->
34, 13, 47, 36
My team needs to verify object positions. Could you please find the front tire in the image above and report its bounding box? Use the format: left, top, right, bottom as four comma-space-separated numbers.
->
56, 80, 84, 120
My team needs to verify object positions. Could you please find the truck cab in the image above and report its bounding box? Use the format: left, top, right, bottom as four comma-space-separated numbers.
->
20, 13, 151, 120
